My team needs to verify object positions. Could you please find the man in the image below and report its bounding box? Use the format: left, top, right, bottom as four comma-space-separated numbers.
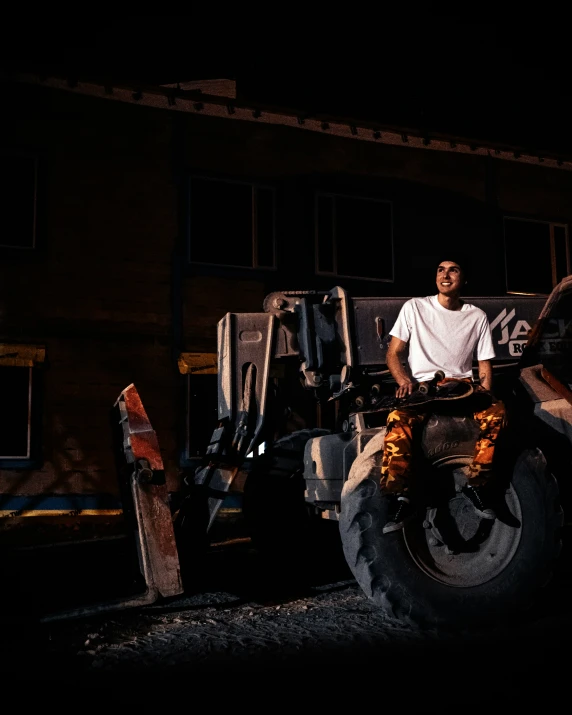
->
380, 259, 506, 533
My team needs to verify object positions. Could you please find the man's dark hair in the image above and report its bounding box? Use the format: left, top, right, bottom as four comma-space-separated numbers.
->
438, 258, 469, 281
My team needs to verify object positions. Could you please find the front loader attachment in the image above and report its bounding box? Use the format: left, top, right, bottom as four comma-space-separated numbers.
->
188, 312, 277, 532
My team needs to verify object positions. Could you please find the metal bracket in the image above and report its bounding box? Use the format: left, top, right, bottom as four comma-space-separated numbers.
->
40, 384, 183, 622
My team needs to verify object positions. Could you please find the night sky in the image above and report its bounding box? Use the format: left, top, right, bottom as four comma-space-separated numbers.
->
4, 16, 572, 155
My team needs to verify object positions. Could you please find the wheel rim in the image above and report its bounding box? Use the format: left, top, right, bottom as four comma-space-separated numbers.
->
403, 455, 523, 587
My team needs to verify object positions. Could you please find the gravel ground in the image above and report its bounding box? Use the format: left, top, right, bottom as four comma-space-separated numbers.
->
2, 522, 572, 706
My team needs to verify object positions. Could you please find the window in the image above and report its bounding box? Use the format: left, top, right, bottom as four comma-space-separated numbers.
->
316, 193, 393, 281
178, 352, 218, 462
504, 217, 570, 295
185, 373, 219, 460
179, 352, 267, 464
0, 344, 44, 466
189, 177, 276, 269
0, 153, 38, 250
0, 366, 32, 459
185, 373, 268, 460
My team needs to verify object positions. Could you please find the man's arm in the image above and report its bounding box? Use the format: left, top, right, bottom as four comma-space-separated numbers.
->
477, 359, 493, 392
387, 336, 417, 397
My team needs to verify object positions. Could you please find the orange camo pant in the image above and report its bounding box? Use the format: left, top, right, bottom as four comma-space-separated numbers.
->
380, 392, 506, 495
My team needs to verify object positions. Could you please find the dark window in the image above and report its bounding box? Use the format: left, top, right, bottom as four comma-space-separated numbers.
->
504, 217, 570, 295
554, 225, 569, 284
0, 366, 32, 459
316, 195, 334, 273
0, 154, 37, 250
185, 372, 266, 462
316, 193, 393, 281
189, 177, 276, 269
186, 374, 219, 459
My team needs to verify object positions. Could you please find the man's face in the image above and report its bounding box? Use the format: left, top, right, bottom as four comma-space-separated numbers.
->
436, 261, 464, 296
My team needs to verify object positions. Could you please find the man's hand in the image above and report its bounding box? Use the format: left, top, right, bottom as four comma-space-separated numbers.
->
395, 379, 417, 398
477, 359, 493, 393
387, 337, 417, 399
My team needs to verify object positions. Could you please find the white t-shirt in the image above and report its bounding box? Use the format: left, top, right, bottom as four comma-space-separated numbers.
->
389, 295, 496, 382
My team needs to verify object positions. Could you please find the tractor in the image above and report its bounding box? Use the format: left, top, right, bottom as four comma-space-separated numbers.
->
167, 280, 572, 629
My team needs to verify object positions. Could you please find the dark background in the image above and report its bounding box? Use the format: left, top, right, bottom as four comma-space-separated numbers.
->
3, 16, 572, 155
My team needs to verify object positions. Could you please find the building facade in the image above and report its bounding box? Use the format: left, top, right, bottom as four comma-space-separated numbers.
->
1, 72, 571, 532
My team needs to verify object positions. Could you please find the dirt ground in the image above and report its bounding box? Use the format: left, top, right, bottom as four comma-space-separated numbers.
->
2, 517, 572, 706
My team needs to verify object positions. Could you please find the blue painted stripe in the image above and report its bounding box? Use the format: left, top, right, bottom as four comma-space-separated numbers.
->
221, 494, 243, 508
0, 494, 123, 510
0, 492, 243, 511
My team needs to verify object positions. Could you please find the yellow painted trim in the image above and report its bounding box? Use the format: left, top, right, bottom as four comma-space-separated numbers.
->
0, 343, 46, 367
178, 352, 217, 375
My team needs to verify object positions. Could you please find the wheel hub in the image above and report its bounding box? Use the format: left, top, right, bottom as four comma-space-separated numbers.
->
403, 461, 523, 587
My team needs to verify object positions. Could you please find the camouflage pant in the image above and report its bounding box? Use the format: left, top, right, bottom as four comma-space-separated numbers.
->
380, 386, 506, 494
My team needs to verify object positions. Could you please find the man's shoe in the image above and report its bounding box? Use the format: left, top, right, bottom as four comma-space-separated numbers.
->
383, 494, 415, 534
462, 484, 496, 520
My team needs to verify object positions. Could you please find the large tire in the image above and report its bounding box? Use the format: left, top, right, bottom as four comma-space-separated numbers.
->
340, 428, 564, 630
242, 428, 331, 586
